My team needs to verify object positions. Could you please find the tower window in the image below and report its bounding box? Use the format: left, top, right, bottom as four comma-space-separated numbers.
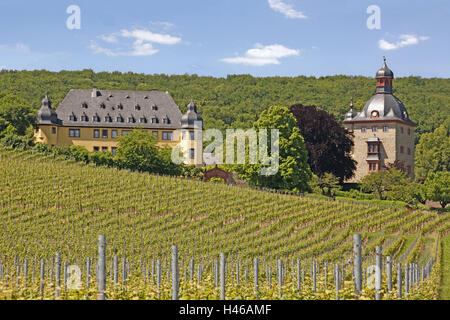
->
407, 148, 411, 155
369, 163, 378, 172
190, 149, 195, 159
190, 131, 195, 140
372, 127, 377, 132
361, 127, 367, 133
52, 127, 56, 134
408, 128, 411, 136
400, 127, 404, 134
400, 146, 404, 154
383, 126, 388, 132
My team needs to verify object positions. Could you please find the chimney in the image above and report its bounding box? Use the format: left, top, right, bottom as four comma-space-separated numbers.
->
92, 87, 99, 98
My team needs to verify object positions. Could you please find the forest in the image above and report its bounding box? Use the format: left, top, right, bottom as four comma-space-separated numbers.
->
0, 69, 449, 143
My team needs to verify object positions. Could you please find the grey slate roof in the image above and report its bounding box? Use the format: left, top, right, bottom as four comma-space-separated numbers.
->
349, 93, 416, 125
47, 89, 184, 129
376, 57, 394, 79
181, 99, 203, 129
37, 94, 58, 125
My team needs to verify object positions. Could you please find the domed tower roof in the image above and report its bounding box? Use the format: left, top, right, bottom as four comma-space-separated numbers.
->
181, 99, 203, 129
343, 58, 415, 126
376, 56, 394, 79
37, 93, 59, 125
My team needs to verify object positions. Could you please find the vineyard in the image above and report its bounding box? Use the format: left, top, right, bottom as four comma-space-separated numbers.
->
0, 146, 449, 300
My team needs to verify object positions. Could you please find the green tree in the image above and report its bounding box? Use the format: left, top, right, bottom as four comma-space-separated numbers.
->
116, 129, 163, 173
310, 173, 341, 196
424, 171, 450, 208
415, 125, 450, 179
0, 94, 36, 136
236, 106, 312, 192
361, 168, 412, 201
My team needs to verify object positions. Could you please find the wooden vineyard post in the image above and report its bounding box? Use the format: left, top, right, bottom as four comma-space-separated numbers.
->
297, 258, 301, 294
171, 245, 179, 300
236, 260, 239, 285
113, 256, 118, 288
375, 246, 382, 300
335, 264, 340, 300
215, 257, 219, 288
40, 258, 45, 298
397, 263, 402, 299
55, 252, 61, 298
277, 259, 282, 298
254, 258, 259, 298
405, 263, 409, 298
157, 259, 161, 299
312, 260, 316, 294
97, 235, 106, 300
353, 234, 362, 295
386, 256, 392, 292
86, 257, 91, 290
220, 253, 226, 300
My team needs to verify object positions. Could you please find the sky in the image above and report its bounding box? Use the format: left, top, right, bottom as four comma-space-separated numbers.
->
0, 0, 449, 78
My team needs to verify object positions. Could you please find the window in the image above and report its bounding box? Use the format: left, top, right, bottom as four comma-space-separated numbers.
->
128, 117, 136, 123
152, 105, 158, 111
102, 147, 108, 152
182, 131, 187, 140
401, 127, 404, 134
369, 163, 378, 172
152, 131, 159, 139
69, 129, 80, 138
140, 117, 147, 124
93, 146, 100, 152
162, 132, 173, 140
82, 103, 88, 109
372, 127, 377, 132
400, 146, 404, 154
361, 127, 367, 133
112, 130, 118, 138
122, 131, 130, 136
190, 131, 195, 140
117, 116, 124, 123
197, 132, 202, 141
163, 118, 171, 124
93, 115, 101, 122
105, 115, 112, 123
52, 127, 56, 134
111, 147, 117, 156
135, 105, 141, 111
407, 166, 411, 175
368, 143, 378, 153
383, 126, 388, 132
100, 103, 106, 109
69, 115, 77, 121
102, 130, 108, 139
81, 115, 89, 122
118, 104, 123, 110
408, 128, 411, 136
407, 148, 411, 155
94, 129, 100, 138
152, 117, 159, 124
190, 149, 195, 160
371, 111, 379, 119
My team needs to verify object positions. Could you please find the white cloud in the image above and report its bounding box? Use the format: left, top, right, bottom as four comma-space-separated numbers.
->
222, 44, 300, 66
378, 34, 429, 51
0, 66, 6, 70
150, 21, 176, 30
268, 0, 307, 19
89, 26, 180, 57
0, 43, 30, 54
121, 29, 181, 45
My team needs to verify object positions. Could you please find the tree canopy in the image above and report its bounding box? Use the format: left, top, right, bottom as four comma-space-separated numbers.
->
290, 104, 356, 182
235, 106, 312, 192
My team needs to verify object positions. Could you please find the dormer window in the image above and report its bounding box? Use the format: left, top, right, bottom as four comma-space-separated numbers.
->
140, 117, 147, 124
128, 116, 136, 123
93, 114, 101, 122
100, 103, 106, 109
81, 114, 89, 122
69, 114, 77, 121
117, 116, 124, 123
82, 102, 88, 109
118, 104, 123, 110
152, 105, 158, 111
144, 96, 149, 99
105, 115, 113, 123
125, 95, 130, 99
135, 105, 141, 111
151, 117, 159, 124
163, 117, 171, 124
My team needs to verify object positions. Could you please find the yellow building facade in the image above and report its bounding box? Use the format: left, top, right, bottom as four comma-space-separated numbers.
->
35, 89, 203, 165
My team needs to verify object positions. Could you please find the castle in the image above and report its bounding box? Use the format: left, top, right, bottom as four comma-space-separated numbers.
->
343, 58, 416, 182
35, 88, 203, 165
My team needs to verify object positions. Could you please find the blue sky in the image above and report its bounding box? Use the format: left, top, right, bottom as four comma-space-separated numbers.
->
0, 0, 448, 78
